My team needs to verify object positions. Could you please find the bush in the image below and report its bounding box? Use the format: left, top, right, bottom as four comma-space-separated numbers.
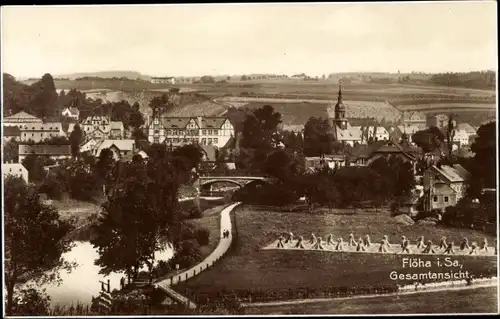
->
11, 287, 51, 316
416, 209, 442, 221
196, 228, 210, 246
188, 207, 203, 219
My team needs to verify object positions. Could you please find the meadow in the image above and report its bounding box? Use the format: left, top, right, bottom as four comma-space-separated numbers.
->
174, 206, 497, 304
243, 286, 498, 315
46, 79, 496, 127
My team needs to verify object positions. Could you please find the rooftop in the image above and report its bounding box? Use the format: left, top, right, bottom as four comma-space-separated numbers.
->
19, 144, 71, 155
4, 111, 41, 121
433, 164, 470, 183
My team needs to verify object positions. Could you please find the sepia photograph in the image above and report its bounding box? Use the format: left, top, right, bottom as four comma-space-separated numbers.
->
1, 1, 498, 316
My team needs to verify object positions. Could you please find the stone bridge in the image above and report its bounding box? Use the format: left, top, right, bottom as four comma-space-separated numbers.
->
193, 176, 269, 193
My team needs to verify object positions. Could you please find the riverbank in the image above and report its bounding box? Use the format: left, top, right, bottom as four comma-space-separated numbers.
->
27, 196, 227, 307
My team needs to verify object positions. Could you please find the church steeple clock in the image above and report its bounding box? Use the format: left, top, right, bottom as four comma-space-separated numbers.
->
334, 82, 347, 130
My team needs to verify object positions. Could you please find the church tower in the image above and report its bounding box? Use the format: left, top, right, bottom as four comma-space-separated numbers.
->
334, 82, 347, 130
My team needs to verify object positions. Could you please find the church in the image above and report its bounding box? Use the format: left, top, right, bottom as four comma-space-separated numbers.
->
327, 84, 362, 146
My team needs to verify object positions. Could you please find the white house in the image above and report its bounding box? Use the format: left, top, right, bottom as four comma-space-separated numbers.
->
452, 129, 470, 146
3, 163, 29, 183
81, 115, 124, 140
93, 139, 136, 160
150, 77, 176, 84
61, 107, 80, 121
147, 116, 234, 148
366, 126, 389, 142
19, 123, 64, 143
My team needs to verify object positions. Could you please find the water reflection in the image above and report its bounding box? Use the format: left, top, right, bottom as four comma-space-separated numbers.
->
38, 241, 173, 306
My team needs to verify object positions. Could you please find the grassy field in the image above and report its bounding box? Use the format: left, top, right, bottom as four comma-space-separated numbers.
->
397, 103, 496, 112
185, 203, 229, 259
243, 286, 498, 315
174, 206, 497, 301
48, 80, 495, 126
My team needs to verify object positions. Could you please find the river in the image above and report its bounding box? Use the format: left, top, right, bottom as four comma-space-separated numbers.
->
37, 241, 174, 307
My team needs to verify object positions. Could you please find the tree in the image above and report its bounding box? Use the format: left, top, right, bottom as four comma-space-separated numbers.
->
91, 158, 181, 283
446, 114, 455, 159
200, 75, 215, 84
94, 148, 117, 196
411, 127, 445, 153
132, 128, 148, 143
241, 105, 282, 150
262, 149, 299, 182
128, 102, 145, 129
28, 73, 59, 119
469, 121, 496, 196
303, 117, 335, 156
21, 155, 55, 183
4, 176, 75, 315
4, 138, 19, 163
69, 124, 84, 158
10, 287, 51, 316
66, 160, 99, 201
171, 144, 204, 171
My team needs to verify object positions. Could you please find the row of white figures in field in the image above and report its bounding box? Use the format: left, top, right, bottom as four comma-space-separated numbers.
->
275, 233, 497, 255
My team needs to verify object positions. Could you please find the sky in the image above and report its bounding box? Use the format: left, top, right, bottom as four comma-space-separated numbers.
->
1, 2, 497, 78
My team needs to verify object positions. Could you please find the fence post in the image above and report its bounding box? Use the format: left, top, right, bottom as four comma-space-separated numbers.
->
186, 273, 188, 280
178, 275, 181, 282
200, 266, 202, 272
193, 269, 196, 276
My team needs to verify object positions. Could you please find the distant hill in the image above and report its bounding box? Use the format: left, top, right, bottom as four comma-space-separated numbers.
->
54, 70, 151, 81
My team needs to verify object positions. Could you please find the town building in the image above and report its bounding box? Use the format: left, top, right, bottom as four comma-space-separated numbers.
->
327, 84, 362, 146
305, 154, 346, 172
396, 124, 421, 144
147, 115, 234, 149
428, 114, 450, 128
3, 163, 29, 183
422, 164, 470, 212
150, 77, 176, 84
19, 123, 64, 143
402, 111, 427, 130
400, 185, 424, 217
452, 129, 470, 146
3, 126, 21, 143
81, 115, 125, 140
366, 126, 390, 142
93, 139, 136, 160
280, 124, 304, 135
61, 107, 80, 121
18, 144, 72, 162
3, 111, 43, 127
348, 135, 418, 170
